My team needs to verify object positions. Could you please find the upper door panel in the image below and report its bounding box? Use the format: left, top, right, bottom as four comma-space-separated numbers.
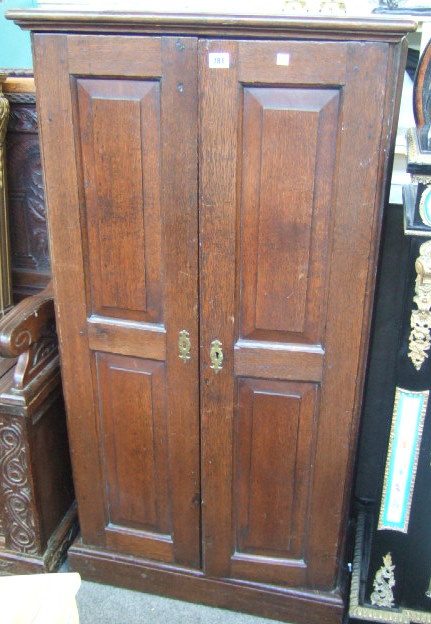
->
240, 85, 339, 344
76, 77, 163, 322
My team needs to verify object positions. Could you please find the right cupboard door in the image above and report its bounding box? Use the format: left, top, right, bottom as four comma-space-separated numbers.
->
199, 39, 394, 589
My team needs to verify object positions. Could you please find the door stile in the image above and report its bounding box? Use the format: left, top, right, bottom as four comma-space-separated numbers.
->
199, 39, 240, 578
160, 36, 201, 568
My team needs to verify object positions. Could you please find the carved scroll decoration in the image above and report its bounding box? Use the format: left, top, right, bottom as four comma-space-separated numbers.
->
370, 553, 396, 609
13, 321, 58, 391
408, 240, 431, 370
0, 416, 39, 553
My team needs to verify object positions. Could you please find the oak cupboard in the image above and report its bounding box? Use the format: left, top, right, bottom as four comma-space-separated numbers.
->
8, 10, 415, 624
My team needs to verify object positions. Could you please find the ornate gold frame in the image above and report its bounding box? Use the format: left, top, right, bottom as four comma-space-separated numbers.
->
406, 128, 431, 185
378, 387, 429, 533
0, 74, 12, 317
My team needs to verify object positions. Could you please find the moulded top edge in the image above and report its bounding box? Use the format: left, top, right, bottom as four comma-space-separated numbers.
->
5, 9, 417, 40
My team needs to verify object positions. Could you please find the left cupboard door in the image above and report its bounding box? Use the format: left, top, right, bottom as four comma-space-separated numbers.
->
33, 34, 201, 568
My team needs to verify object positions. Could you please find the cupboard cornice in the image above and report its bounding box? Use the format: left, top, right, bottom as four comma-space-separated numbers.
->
7, 9, 416, 42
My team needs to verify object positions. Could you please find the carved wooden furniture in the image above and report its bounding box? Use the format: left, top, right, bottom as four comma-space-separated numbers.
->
8, 9, 415, 624
3, 72, 50, 301
0, 284, 76, 574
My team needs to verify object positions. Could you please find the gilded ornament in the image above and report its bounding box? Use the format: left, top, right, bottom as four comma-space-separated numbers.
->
407, 127, 431, 168
413, 174, 431, 185
0, 95, 9, 193
408, 240, 431, 370
370, 553, 396, 609
349, 512, 431, 622
0, 76, 12, 316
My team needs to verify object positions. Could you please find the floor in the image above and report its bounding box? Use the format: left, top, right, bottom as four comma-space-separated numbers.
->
67, 562, 281, 624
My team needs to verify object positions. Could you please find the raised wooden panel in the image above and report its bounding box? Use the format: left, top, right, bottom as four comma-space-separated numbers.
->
96, 353, 171, 538
231, 379, 316, 585
75, 78, 162, 322
240, 87, 340, 344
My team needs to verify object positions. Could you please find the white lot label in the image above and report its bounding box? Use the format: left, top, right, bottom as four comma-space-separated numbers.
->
276, 53, 291, 66
209, 53, 230, 68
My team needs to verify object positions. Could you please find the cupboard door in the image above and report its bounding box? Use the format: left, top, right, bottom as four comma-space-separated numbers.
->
33, 34, 201, 567
199, 39, 392, 588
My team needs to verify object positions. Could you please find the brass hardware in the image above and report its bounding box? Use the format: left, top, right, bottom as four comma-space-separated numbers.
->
178, 330, 191, 362
408, 240, 431, 370
210, 339, 223, 373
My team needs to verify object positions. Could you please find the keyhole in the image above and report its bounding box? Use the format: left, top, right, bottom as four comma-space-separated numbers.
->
215, 351, 220, 360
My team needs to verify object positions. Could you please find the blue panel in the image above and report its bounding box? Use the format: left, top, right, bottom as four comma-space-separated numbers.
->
0, 1, 36, 69
378, 388, 428, 533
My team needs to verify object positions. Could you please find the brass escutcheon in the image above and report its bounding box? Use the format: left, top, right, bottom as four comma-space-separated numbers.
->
210, 339, 223, 373
178, 330, 191, 362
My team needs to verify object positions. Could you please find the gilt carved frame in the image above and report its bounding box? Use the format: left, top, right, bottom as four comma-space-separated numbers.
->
0, 75, 12, 316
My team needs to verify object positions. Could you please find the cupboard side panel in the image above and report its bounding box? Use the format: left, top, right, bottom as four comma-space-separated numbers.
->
306, 42, 391, 588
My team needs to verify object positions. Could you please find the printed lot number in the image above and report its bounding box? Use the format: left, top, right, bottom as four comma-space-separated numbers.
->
209, 53, 230, 68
